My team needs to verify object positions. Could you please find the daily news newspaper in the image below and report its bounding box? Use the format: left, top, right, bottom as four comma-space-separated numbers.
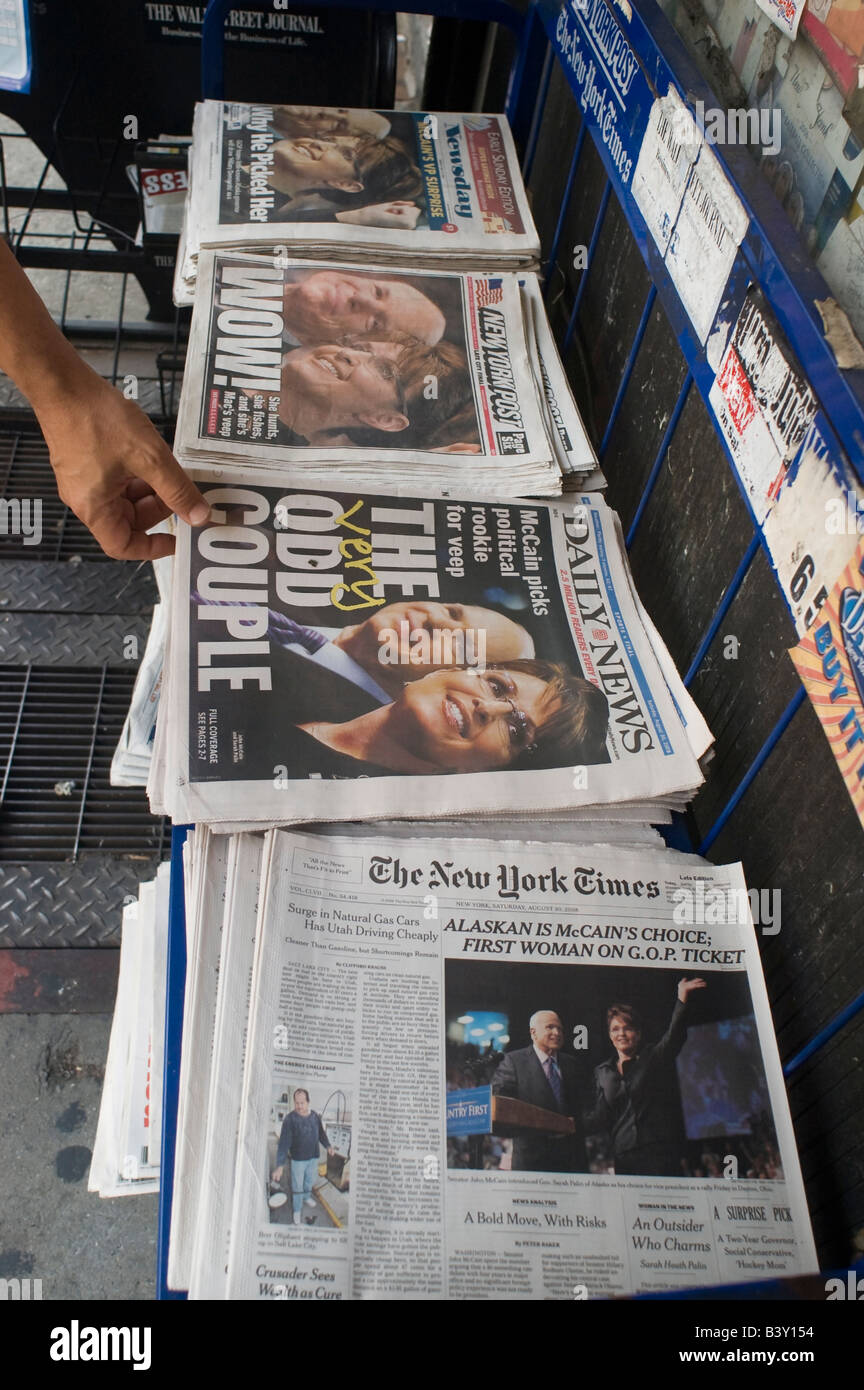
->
176, 101, 539, 301
151, 467, 705, 828
174, 252, 558, 489
223, 828, 816, 1300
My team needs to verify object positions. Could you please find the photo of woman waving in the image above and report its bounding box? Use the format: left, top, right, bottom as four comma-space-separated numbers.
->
586, 978, 708, 1177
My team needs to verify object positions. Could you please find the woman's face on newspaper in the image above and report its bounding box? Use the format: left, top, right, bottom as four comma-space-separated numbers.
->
280, 343, 408, 435
391, 667, 553, 772
272, 106, 390, 141
609, 1015, 640, 1057
271, 136, 364, 190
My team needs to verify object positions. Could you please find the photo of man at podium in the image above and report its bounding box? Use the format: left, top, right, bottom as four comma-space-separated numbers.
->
491, 1010, 588, 1173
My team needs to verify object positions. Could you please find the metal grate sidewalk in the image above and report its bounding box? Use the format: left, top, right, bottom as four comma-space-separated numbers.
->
0, 663, 169, 863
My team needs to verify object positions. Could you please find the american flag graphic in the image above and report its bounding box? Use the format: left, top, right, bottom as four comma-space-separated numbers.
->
475, 277, 504, 307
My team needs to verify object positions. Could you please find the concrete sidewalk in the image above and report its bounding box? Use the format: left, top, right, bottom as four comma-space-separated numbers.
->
0, 1013, 157, 1301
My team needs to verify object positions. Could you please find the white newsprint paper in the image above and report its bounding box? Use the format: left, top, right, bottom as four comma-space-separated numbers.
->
223, 829, 816, 1300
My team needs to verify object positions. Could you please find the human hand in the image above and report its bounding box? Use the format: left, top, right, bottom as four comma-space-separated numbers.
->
272, 1166, 284, 1182
41, 374, 210, 560
678, 977, 707, 1003
327, 1147, 335, 1156
335, 200, 421, 229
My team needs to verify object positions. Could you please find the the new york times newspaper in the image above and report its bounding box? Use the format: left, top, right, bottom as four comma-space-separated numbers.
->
185, 101, 538, 264
224, 829, 816, 1300
155, 466, 704, 827
174, 252, 556, 481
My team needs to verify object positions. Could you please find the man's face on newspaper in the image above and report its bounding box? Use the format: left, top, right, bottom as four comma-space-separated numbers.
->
342, 600, 534, 680
284, 270, 445, 345
391, 667, 554, 773
531, 1012, 563, 1055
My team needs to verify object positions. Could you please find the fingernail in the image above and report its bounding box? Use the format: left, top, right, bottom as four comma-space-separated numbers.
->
189, 502, 211, 526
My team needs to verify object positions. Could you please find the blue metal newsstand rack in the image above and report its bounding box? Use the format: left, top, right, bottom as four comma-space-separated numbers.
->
158, 0, 864, 1296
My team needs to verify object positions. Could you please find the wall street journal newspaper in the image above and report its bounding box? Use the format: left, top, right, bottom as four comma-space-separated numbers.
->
149, 467, 706, 828
219, 828, 816, 1300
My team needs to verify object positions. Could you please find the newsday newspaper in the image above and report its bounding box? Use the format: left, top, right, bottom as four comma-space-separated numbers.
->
175, 101, 539, 300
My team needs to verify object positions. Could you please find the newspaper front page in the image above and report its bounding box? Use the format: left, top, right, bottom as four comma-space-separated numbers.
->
225, 829, 816, 1300
175, 252, 558, 491
155, 468, 705, 827
179, 102, 538, 289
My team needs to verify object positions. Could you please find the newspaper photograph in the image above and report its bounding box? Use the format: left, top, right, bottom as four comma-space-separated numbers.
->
153, 466, 706, 827
181, 101, 539, 269
266, 1081, 352, 1230
224, 829, 816, 1300
174, 252, 557, 489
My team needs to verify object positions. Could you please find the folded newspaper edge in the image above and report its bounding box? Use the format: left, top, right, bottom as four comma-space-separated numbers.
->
521, 272, 599, 478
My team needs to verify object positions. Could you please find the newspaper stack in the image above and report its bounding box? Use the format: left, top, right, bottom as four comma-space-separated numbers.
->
113, 268, 601, 794
175, 102, 540, 304
165, 824, 816, 1299
174, 250, 566, 497
89, 864, 170, 1198
148, 467, 712, 831
112, 282, 602, 791
110, 318, 598, 795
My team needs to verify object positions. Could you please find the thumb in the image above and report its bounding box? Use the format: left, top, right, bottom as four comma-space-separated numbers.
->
137, 440, 211, 526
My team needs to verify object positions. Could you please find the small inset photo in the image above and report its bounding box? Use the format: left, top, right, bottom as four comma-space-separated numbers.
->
266, 1081, 352, 1228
